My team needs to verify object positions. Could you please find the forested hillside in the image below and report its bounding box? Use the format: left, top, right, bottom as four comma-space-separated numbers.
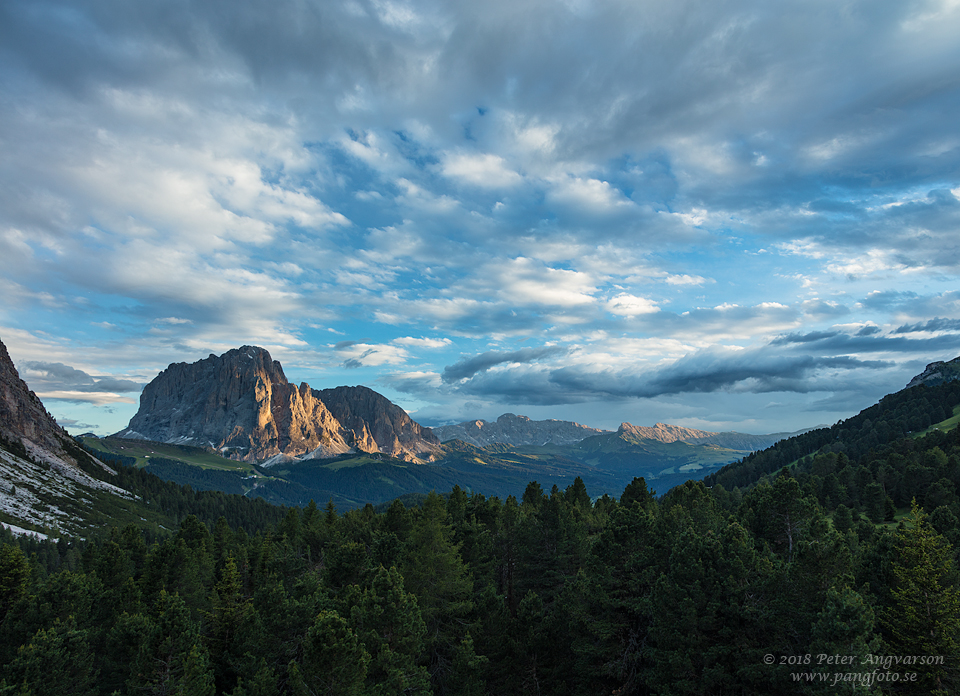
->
3, 373, 960, 694
2, 418, 960, 694
705, 379, 960, 491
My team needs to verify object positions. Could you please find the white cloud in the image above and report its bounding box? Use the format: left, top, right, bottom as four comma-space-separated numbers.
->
495, 258, 597, 307
606, 293, 660, 317
547, 176, 632, 212
392, 337, 453, 348
665, 274, 711, 286
441, 152, 523, 189
35, 391, 137, 405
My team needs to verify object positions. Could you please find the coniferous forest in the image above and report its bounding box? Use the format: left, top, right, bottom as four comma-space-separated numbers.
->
3, 385, 960, 694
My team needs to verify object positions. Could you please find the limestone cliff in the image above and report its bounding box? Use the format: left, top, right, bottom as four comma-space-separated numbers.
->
431, 412, 790, 452
116, 346, 439, 463
617, 422, 716, 444
618, 422, 795, 451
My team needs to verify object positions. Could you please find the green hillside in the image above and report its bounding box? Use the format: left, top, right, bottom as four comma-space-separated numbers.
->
82, 436, 257, 472
79, 426, 751, 511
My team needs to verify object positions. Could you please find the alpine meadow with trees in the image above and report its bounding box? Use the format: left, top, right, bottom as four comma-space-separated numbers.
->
2, 380, 960, 694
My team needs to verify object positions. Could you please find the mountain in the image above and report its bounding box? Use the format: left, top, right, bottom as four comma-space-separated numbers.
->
0, 336, 131, 537
906, 355, 960, 389
616, 421, 797, 451
116, 346, 441, 464
563, 422, 755, 492
431, 413, 611, 447
433, 413, 795, 452
705, 357, 960, 492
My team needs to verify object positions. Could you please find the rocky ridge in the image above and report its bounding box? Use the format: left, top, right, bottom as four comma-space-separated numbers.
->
116, 346, 441, 464
618, 422, 794, 451
1, 338, 74, 460
431, 413, 612, 447
906, 356, 960, 389
0, 336, 127, 536
433, 413, 792, 452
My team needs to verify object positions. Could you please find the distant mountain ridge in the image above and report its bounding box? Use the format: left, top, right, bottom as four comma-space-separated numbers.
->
434, 413, 798, 453
431, 413, 611, 447
618, 422, 803, 451
115, 346, 441, 464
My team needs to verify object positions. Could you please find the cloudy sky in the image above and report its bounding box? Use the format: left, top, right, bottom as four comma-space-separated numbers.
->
2, 0, 960, 437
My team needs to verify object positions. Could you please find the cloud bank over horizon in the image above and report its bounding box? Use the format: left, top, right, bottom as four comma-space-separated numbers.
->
2, 0, 959, 435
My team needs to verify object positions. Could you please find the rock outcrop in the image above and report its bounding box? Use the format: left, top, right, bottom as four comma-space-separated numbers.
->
431, 413, 611, 447
431, 412, 793, 452
618, 422, 795, 452
0, 338, 71, 458
617, 422, 716, 444
906, 356, 960, 389
116, 346, 441, 463
316, 385, 441, 461
0, 336, 126, 537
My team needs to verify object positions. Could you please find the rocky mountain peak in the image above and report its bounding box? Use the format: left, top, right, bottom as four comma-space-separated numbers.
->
0, 336, 122, 532
116, 346, 440, 463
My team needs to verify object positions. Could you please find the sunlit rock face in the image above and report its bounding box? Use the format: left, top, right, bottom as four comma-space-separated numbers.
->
117, 346, 441, 463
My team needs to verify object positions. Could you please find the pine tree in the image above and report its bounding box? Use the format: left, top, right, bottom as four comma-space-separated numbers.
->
6, 617, 98, 696
881, 501, 960, 695
181, 643, 216, 696
809, 587, 881, 694
289, 610, 369, 696
0, 544, 29, 621
344, 565, 431, 696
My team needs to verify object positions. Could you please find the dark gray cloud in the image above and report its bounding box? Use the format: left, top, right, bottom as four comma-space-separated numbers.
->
894, 317, 960, 334
342, 348, 378, 369
442, 346, 568, 383
23, 361, 141, 393
54, 417, 99, 431
437, 334, 957, 406
771, 331, 840, 345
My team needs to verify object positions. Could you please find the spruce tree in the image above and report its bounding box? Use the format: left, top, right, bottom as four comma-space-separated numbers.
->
881, 501, 960, 695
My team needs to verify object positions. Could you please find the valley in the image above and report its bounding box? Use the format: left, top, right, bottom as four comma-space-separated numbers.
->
4, 340, 960, 695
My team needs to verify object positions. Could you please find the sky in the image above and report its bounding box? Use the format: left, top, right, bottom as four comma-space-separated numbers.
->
2, 0, 960, 438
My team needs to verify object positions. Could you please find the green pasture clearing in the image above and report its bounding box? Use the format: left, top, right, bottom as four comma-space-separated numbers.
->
82, 437, 256, 473
914, 404, 960, 438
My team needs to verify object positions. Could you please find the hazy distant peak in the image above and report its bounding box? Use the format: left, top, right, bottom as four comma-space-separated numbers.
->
432, 413, 611, 447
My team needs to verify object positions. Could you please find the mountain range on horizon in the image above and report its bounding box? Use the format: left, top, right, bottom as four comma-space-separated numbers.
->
432, 413, 808, 453
2, 333, 960, 537
112, 345, 813, 466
